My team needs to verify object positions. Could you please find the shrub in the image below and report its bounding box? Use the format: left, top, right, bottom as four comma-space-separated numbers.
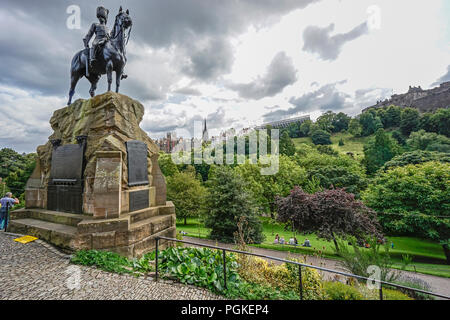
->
71, 250, 134, 274
381, 150, 450, 171
323, 281, 364, 300
311, 129, 332, 145
237, 255, 324, 300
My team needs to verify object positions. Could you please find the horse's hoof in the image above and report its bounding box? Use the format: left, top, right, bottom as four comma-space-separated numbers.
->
121, 74, 128, 80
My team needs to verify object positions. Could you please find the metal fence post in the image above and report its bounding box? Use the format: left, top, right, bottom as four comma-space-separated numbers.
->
299, 265, 303, 300
379, 283, 383, 300
155, 237, 159, 282
223, 249, 227, 290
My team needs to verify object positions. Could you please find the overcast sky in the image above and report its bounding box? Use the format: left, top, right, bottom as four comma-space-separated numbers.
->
0, 0, 449, 153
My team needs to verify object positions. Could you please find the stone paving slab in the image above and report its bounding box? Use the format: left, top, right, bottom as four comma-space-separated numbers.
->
0, 232, 224, 300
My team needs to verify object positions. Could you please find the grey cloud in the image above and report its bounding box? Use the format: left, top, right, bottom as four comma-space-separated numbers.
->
173, 87, 202, 96
302, 22, 369, 61
432, 65, 450, 86
228, 52, 297, 100
0, 0, 321, 99
262, 81, 350, 122
181, 38, 235, 81
354, 87, 392, 110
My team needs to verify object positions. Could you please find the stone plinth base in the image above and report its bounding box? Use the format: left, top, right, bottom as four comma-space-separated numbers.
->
9, 201, 176, 258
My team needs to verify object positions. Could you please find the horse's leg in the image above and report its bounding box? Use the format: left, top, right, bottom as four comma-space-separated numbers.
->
88, 74, 100, 97
106, 60, 113, 92
115, 66, 123, 93
68, 72, 80, 105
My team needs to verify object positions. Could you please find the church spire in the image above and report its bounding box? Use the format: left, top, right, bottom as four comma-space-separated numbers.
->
202, 118, 209, 142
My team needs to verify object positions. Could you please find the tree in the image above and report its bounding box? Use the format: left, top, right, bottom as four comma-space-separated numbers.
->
299, 119, 313, 137
362, 129, 401, 175
407, 130, 450, 153
383, 105, 402, 128
276, 187, 382, 252
166, 171, 207, 225
400, 107, 420, 136
0, 149, 36, 197
279, 131, 296, 156
381, 150, 450, 171
235, 155, 307, 216
311, 129, 332, 145
391, 130, 406, 146
359, 112, 383, 136
333, 112, 351, 132
307, 166, 368, 198
158, 152, 179, 177
348, 118, 362, 137
317, 111, 336, 132
431, 108, 450, 137
204, 166, 264, 244
362, 162, 450, 263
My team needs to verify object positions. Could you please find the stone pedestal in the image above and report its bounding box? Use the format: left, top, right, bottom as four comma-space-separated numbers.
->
12, 92, 176, 257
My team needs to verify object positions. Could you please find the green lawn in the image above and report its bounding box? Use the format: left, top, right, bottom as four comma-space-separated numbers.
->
176, 217, 450, 278
293, 132, 373, 160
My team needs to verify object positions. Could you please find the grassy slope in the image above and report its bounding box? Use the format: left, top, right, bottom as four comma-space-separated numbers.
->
176, 218, 450, 278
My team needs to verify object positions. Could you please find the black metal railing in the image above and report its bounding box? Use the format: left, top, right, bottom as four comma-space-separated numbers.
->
154, 236, 450, 300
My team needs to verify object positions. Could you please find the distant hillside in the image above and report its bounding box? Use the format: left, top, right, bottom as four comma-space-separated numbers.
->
363, 81, 450, 113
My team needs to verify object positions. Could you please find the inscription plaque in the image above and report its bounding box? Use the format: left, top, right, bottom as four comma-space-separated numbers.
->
129, 189, 149, 212
47, 137, 86, 214
49, 144, 84, 181
126, 140, 149, 186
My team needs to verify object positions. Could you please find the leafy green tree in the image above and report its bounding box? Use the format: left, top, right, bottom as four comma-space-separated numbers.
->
276, 187, 382, 252
362, 129, 402, 175
0, 149, 36, 197
400, 107, 420, 136
307, 166, 368, 197
299, 119, 313, 137
317, 111, 336, 132
348, 118, 363, 137
166, 171, 207, 225
279, 131, 296, 156
158, 152, 180, 177
333, 112, 351, 133
362, 162, 450, 263
383, 105, 402, 128
204, 166, 264, 244
311, 129, 332, 145
391, 130, 406, 146
407, 130, 450, 153
359, 112, 383, 136
431, 108, 450, 137
419, 112, 437, 133
235, 155, 307, 215
382, 150, 450, 171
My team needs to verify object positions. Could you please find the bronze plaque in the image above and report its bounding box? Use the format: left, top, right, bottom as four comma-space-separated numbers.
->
126, 140, 149, 186
129, 189, 149, 212
50, 144, 84, 181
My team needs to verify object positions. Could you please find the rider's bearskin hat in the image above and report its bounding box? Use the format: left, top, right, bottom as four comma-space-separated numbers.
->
96, 6, 109, 21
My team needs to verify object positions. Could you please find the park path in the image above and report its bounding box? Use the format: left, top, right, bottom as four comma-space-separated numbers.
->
183, 236, 450, 298
0, 232, 223, 300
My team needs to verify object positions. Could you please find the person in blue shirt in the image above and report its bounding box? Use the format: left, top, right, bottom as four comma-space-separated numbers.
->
0, 192, 19, 230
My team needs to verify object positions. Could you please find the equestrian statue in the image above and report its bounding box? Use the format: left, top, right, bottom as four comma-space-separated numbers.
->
67, 6, 132, 105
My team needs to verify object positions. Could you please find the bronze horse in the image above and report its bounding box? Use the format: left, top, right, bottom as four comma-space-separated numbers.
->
67, 8, 132, 105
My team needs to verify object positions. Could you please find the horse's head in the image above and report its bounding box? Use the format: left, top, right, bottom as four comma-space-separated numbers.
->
116, 6, 132, 30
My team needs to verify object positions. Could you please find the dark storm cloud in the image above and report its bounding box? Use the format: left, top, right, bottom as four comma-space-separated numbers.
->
0, 0, 320, 99
432, 65, 450, 86
302, 22, 369, 61
227, 52, 297, 100
262, 81, 350, 122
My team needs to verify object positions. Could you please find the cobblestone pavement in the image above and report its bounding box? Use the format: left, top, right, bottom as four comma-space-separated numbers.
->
0, 232, 223, 300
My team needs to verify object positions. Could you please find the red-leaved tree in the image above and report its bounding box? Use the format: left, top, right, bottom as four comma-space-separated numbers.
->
276, 187, 382, 252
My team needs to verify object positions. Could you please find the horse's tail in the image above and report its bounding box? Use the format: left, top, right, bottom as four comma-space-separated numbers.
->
70, 50, 86, 77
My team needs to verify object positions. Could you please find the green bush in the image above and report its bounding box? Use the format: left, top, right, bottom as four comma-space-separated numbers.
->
71, 250, 134, 274
323, 281, 364, 300
311, 129, 332, 145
